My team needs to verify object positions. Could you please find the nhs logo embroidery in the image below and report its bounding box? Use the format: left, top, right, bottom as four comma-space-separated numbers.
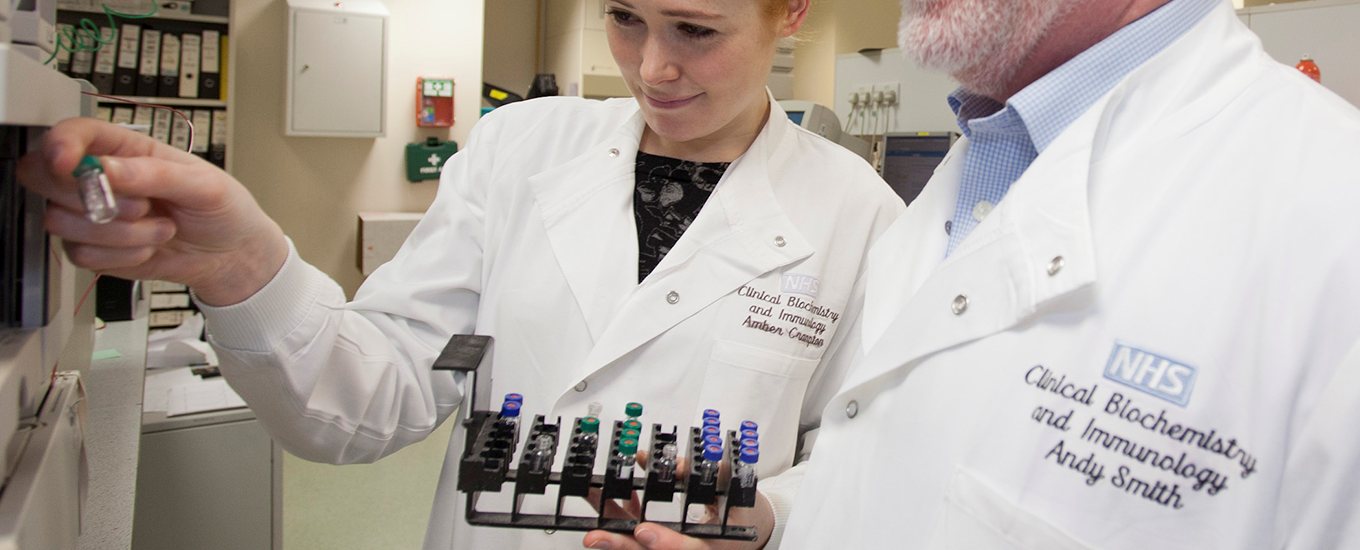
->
781, 273, 820, 298
1103, 343, 1197, 407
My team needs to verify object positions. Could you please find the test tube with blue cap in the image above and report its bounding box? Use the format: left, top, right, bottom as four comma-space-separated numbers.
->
697, 444, 723, 484
499, 398, 522, 427
702, 434, 723, 450
700, 427, 722, 451
735, 447, 759, 489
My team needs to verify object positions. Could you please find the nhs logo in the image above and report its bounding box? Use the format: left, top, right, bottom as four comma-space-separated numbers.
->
1103, 343, 1197, 407
781, 274, 820, 298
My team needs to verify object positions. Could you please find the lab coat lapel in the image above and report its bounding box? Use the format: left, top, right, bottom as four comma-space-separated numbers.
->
842, 97, 1107, 393
574, 110, 815, 384
527, 111, 647, 342
860, 141, 966, 350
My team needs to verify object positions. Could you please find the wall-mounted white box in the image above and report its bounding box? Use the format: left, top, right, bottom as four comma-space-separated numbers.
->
357, 212, 423, 276
285, 0, 388, 137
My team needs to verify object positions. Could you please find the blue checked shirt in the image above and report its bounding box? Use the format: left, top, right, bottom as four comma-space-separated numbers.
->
943, 0, 1219, 256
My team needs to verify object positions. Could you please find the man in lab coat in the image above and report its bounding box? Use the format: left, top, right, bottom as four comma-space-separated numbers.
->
607, 0, 1360, 548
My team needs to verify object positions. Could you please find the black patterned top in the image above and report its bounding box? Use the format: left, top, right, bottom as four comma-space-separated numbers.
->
633, 151, 731, 282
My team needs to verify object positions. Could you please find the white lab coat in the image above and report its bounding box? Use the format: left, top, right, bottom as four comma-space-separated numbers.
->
783, 3, 1360, 549
203, 96, 903, 549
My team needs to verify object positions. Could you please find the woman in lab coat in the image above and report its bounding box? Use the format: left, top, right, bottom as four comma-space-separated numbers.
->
18, 0, 902, 548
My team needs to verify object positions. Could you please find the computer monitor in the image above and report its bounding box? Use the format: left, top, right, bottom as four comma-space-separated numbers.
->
776, 100, 872, 162
880, 132, 957, 206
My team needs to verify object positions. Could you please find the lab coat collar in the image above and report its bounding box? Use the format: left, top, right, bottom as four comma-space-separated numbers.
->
843, 2, 1258, 394
527, 106, 646, 343
529, 98, 814, 398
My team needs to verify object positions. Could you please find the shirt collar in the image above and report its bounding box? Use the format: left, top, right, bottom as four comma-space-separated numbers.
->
949, 0, 1218, 152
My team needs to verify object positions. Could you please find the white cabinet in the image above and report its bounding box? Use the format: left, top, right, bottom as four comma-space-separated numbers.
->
286, 0, 388, 137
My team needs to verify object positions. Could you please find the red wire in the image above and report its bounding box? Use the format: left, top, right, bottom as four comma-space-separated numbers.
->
79, 91, 196, 152
74, 273, 100, 319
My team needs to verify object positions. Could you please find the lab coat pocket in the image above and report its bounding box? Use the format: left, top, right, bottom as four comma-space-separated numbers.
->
696, 340, 819, 470
935, 468, 1090, 550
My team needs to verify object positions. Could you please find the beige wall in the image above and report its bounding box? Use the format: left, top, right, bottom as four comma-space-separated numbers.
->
483, 0, 541, 98
792, 0, 900, 105
232, 0, 485, 298
229, 0, 484, 548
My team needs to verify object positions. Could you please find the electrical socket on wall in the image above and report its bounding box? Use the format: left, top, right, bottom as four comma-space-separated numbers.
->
872, 82, 901, 107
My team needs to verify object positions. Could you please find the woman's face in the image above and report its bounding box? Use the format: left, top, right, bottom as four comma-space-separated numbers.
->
605, 0, 798, 160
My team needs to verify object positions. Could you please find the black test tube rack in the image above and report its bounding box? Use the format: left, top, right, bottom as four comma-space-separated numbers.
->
433, 333, 759, 540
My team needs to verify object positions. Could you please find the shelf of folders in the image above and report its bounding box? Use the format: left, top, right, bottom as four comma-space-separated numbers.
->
53, 3, 230, 168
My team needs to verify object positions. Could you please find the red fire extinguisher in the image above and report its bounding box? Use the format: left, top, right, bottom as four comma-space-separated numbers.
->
1295, 56, 1321, 83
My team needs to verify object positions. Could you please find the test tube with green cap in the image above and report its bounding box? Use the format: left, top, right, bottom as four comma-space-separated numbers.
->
578, 416, 600, 447
617, 437, 639, 479
71, 155, 119, 224
624, 402, 644, 420
622, 419, 643, 432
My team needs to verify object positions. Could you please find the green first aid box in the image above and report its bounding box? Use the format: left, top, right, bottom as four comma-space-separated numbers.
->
406, 138, 459, 182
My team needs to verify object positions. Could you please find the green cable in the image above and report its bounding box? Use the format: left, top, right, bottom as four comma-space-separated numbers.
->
45, 2, 161, 67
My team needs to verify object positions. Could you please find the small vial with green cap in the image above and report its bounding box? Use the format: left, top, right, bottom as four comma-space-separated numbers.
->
71, 155, 119, 224
578, 416, 601, 447
622, 419, 643, 433
624, 402, 643, 421
617, 437, 639, 479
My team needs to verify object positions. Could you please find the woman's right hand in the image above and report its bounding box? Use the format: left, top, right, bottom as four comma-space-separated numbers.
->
17, 117, 290, 306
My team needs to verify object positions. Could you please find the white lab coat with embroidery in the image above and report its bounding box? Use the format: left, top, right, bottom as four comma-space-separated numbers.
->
784, 4, 1360, 549
204, 96, 903, 549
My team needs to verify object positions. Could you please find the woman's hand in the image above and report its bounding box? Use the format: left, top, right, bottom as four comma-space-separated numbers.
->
17, 117, 288, 306
582, 448, 774, 550
581, 494, 774, 550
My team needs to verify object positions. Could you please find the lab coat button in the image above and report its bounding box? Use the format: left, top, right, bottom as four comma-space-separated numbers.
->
845, 400, 859, 419
944, 220, 953, 235
608, 148, 620, 158
951, 294, 969, 315
574, 381, 588, 392
1047, 256, 1065, 276
666, 291, 680, 305
773, 235, 787, 248
972, 201, 994, 221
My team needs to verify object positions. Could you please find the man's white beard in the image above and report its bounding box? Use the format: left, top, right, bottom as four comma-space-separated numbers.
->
898, 0, 1070, 97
